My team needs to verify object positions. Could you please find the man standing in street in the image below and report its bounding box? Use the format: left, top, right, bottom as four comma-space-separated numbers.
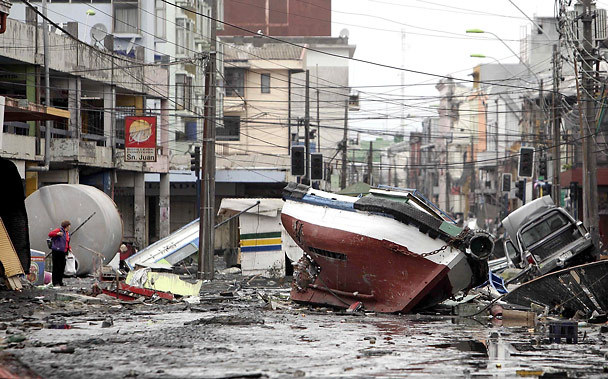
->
48, 220, 71, 287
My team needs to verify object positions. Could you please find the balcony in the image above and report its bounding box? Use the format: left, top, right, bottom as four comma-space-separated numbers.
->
476, 150, 499, 169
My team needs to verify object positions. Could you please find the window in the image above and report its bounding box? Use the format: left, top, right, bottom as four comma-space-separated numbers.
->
155, 0, 166, 39
176, 18, 193, 55
114, 1, 138, 34
225, 68, 244, 97
114, 106, 135, 148
175, 74, 193, 110
261, 73, 270, 93
521, 211, 569, 249
218, 116, 240, 141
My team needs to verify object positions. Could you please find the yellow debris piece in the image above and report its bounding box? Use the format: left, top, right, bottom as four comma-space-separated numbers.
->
0, 218, 24, 278
516, 370, 544, 377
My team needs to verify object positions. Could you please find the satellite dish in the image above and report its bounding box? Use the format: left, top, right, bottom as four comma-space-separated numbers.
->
90, 23, 108, 45
339, 28, 349, 39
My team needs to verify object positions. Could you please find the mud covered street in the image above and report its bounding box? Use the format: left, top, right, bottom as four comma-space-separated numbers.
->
1, 272, 608, 379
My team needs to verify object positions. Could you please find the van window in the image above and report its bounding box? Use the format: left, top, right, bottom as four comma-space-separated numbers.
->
505, 240, 521, 266
521, 211, 569, 248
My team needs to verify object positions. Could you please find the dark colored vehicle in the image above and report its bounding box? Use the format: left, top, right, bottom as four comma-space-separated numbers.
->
502, 196, 597, 277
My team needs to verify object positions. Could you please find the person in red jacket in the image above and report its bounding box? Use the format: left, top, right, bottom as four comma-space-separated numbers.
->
48, 220, 71, 286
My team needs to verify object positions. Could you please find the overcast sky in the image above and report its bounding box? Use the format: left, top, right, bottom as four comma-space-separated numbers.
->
330, 0, 564, 136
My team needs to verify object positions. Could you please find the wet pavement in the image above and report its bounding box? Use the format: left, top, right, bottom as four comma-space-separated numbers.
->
2, 273, 608, 378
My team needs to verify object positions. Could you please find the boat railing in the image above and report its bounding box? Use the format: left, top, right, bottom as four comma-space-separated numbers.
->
376, 184, 457, 224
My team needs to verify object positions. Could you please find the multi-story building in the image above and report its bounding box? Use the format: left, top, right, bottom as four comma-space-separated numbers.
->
0, 17, 170, 249
217, 35, 355, 197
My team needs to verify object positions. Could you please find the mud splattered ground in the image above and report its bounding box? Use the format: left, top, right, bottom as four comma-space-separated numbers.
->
2, 273, 608, 378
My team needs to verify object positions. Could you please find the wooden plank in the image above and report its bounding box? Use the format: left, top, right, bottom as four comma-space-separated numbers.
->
0, 218, 24, 278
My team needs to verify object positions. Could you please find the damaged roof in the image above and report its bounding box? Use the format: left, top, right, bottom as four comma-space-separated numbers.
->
223, 42, 304, 61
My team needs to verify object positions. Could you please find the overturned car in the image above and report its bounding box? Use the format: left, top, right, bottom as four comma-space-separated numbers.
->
502, 196, 598, 279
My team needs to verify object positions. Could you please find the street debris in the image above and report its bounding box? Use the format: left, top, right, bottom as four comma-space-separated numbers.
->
185, 315, 264, 326
125, 268, 202, 297
0, 218, 25, 290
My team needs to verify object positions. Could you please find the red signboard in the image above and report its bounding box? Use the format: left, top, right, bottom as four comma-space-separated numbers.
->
124, 116, 157, 162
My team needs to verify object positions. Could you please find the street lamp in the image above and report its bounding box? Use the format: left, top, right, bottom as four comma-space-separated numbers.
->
470, 53, 521, 81
466, 29, 523, 63
466, 28, 539, 82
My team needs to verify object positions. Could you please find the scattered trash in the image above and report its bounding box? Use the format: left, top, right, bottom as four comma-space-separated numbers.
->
548, 321, 578, 344
347, 301, 363, 313
185, 315, 264, 326
47, 323, 71, 330
51, 345, 75, 354
219, 267, 242, 275
6, 335, 25, 344
101, 317, 113, 328
363, 336, 376, 344
125, 269, 202, 297
516, 370, 544, 377
183, 296, 201, 305
358, 349, 393, 357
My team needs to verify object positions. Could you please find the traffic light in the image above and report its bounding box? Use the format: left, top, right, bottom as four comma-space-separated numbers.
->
291, 146, 305, 176
538, 157, 547, 179
515, 180, 525, 201
501, 173, 511, 193
311, 153, 323, 180
518, 147, 534, 178
570, 182, 578, 202
190, 146, 200, 172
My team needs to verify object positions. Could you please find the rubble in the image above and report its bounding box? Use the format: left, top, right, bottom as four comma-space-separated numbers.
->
2, 256, 608, 378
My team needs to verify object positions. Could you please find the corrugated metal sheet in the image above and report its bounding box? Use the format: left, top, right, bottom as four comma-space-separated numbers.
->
0, 218, 24, 277
223, 43, 304, 61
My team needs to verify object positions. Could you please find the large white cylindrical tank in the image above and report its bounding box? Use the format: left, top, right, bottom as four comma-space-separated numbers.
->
26, 184, 123, 275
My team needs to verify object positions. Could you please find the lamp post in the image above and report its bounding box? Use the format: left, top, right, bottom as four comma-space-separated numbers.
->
466, 29, 523, 63
466, 29, 539, 82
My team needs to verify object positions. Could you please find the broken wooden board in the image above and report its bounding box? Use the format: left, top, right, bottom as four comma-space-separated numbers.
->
0, 217, 24, 290
125, 269, 203, 297
503, 260, 608, 317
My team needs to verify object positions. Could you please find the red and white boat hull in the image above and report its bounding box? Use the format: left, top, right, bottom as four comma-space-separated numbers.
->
281, 186, 489, 313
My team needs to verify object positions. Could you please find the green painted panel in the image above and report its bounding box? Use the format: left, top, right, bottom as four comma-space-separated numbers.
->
439, 221, 462, 237
240, 231, 282, 240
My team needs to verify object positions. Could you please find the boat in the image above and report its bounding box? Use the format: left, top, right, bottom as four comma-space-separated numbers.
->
502, 260, 608, 318
281, 183, 493, 313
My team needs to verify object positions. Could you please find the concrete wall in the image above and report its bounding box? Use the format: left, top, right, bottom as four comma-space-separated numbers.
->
0, 19, 167, 98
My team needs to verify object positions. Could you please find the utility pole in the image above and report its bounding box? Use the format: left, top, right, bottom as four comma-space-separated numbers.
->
317, 88, 320, 153
580, 0, 600, 249
304, 70, 310, 185
445, 137, 450, 212
200, 0, 217, 280
316, 65, 320, 154
340, 99, 348, 189
552, 44, 562, 203
288, 70, 292, 152
535, 79, 544, 200
367, 142, 373, 185
42, 0, 51, 167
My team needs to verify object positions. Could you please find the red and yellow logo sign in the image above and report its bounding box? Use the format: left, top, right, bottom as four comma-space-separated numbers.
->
125, 116, 157, 162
